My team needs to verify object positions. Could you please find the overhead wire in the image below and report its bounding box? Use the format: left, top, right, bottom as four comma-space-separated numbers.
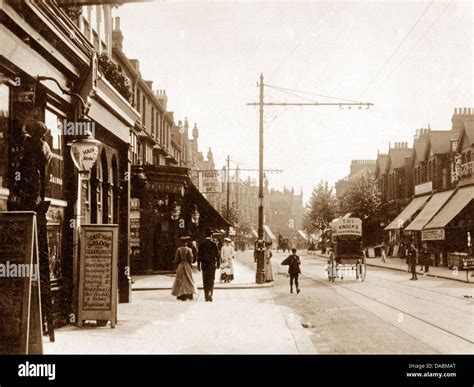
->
266, 83, 364, 103
382, 0, 453, 85
360, 0, 435, 98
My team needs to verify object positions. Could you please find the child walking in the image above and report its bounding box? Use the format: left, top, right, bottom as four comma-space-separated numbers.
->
281, 248, 301, 294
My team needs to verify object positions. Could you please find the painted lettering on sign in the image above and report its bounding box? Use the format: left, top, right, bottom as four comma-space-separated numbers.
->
83, 231, 113, 311
421, 229, 445, 241
334, 218, 362, 236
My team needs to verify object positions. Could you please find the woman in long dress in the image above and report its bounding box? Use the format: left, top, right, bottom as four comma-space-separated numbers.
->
264, 242, 274, 282
220, 238, 235, 283
171, 237, 197, 301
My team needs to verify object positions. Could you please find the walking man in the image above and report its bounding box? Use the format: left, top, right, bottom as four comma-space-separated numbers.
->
197, 230, 220, 302
281, 248, 301, 294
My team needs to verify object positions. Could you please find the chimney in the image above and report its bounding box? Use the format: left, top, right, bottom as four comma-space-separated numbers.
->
145, 80, 153, 90
155, 89, 167, 110
451, 107, 474, 130
112, 17, 123, 50
129, 59, 140, 73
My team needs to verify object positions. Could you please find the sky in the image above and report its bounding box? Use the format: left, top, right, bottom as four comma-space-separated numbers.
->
115, 0, 473, 205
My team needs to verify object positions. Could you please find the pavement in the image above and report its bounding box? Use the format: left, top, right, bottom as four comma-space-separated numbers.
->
313, 251, 472, 283
43, 256, 317, 354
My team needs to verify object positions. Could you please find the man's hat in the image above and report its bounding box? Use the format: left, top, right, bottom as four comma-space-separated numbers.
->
180, 235, 190, 240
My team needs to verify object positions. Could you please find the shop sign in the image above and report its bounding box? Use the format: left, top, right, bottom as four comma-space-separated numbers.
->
146, 182, 183, 194
0, 212, 43, 354
414, 181, 432, 196
198, 170, 222, 193
422, 229, 445, 241
78, 225, 118, 328
13, 85, 35, 103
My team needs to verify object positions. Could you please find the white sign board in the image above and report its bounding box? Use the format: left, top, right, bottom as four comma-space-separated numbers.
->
334, 218, 362, 236
421, 229, 445, 241
414, 181, 432, 196
198, 170, 222, 193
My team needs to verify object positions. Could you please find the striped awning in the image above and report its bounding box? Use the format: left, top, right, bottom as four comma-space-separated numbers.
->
384, 194, 430, 231
263, 225, 277, 240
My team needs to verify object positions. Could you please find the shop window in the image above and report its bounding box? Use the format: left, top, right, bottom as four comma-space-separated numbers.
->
130, 131, 139, 165
142, 95, 146, 128
151, 107, 155, 137
0, 85, 9, 188
44, 109, 64, 199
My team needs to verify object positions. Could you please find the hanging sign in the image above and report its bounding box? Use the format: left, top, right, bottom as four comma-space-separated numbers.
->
198, 170, 222, 193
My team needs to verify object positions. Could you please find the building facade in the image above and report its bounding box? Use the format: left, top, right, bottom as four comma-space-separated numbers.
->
0, 2, 140, 327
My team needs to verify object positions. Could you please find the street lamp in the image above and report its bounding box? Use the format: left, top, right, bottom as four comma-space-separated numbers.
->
68, 130, 101, 315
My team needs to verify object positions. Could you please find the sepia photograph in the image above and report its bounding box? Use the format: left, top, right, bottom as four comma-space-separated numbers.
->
0, 0, 472, 384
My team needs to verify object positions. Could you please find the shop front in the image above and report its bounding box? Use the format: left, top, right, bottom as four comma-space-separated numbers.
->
0, 56, 73, 326
422, 185, 474, 267
404, 189, 455, 267
384, 194, 431, 257
131, 165, 230, 274
1, 1, 140, 327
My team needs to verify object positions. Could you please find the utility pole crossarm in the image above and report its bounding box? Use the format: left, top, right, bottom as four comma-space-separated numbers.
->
246, 102, 374, 107
246, 73, 374, 284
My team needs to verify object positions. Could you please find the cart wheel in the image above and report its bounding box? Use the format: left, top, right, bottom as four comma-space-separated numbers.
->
359, 263, 366, 282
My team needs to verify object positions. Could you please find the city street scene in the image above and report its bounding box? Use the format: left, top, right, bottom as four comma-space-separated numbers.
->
0, 0, 473, 370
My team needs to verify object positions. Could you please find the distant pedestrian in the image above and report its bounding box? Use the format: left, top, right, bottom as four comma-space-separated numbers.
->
381, 243, 387, 263
281, 248, 301, 294
197, 230, 220, 302
264, 241, 274, 282
407, 242, 418, 281
171, 236, 197, 301
420, 243, 430, 273
220, 238, 235, 283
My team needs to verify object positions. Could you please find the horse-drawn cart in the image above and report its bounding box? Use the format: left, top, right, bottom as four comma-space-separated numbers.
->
326, 217, 366, 282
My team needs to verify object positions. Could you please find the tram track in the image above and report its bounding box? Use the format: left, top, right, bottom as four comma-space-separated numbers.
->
301, 267, 474, 346
304, 253, 473, 302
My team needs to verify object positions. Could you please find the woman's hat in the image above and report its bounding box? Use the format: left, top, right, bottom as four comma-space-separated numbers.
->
224, 237, 231, 242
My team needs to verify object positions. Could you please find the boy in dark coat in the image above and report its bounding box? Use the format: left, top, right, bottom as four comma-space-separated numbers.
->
197, 231, 220, 302
281, 248, 301, 294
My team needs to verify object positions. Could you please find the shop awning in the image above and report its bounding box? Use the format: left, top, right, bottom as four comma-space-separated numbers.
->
186, 183, 231, 229
423, 186, 474, 230
263, 225, 277, 240
405, 190, 455, 231
297, 230, 308, 240
384, 194, 430, 230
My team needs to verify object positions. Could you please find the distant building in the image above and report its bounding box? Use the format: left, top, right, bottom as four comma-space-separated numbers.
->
266, 186, 305, 241
335, 160, 376, 199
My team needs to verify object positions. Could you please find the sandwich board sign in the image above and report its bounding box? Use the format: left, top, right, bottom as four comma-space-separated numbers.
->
78, 224, 118, 328
0, 211, 43, 354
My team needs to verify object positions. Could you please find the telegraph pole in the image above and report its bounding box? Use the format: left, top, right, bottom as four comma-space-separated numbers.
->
258, 74, 264, 241
226, 155, 230, 221
247, 73, 373, 284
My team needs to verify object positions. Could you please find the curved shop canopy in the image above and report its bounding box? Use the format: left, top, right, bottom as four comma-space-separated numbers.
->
423, 185, 474, 231
405, 190, 455, 232
384, 194, 431, 231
